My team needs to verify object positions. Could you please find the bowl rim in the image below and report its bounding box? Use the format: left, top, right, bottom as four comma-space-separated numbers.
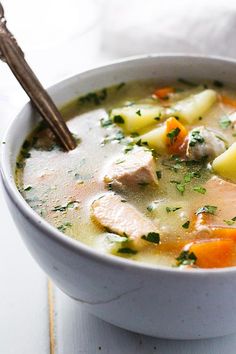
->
2, 52, 236, 276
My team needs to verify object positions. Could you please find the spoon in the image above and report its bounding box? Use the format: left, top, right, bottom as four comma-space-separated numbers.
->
0, 3, 76, 151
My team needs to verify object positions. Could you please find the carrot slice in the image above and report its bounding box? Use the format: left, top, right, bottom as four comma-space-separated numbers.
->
153, 87, 174, 99
220, 95, 236, 108
166, 117, 188, 154
210, 227, 236, 241
194, 213, 236, 241
188, 239, 235, 268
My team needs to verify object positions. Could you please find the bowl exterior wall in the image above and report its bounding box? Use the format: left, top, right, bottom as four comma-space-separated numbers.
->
2, 55, 236, 339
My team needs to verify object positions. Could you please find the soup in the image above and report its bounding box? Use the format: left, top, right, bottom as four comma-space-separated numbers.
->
15, 79, 236, 269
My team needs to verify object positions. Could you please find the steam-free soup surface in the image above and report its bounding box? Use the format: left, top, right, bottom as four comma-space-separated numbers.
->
16, 80, 236, 268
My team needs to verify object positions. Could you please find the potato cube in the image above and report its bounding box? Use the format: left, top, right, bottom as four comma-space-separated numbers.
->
212, 142, 236, 182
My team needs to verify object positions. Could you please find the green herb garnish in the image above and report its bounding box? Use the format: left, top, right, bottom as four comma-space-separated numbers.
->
176, 250, 197, 266
167, 127, 181, 144
189, 130, 204, 147
223, 216, 236, 226
213, 80, 224, 88
118, 247, 137, 255
193, 186, 206, 194
24, 186, 32, 191
136, 109, 141, 116
113, 115, 125, 124
52, 201, 79, 212
219, 116, 231, 129
156, 170, 162, 179
196, 205, 217, 215
116, 82, 125, 90
178, 78, 198, 87
182, 221, 190, 229
141, 232, 160, 244
57, 222, 72, 233
166, 206, 182, 213
79, 88, 107, 106
100, 118, 113, 127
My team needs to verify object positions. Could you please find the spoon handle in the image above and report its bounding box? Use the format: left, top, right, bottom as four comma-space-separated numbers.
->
0, 4, 76, 151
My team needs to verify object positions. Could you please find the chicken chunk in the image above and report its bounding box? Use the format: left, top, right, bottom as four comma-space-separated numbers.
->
195, 176, 236, 233
186, 126, 227, 161
91, 193, 158, 240
104, 148, 158, 190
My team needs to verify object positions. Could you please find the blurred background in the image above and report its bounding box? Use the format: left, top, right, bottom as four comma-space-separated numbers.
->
2, 1, 236, 353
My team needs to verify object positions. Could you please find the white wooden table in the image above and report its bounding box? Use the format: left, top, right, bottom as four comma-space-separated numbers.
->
1, 2, 236, 353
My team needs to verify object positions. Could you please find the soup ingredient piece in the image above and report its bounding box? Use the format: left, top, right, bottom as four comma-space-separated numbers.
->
182, 220, 190, 229
100, 117, 113, 127
110, 104, 163, 132
139, 125, 167, 152
193, 186, 206, 194
139, 117, 187, 153
52, 200, 80, 212
168, 89, 217, 124
196, 205, 217, 216
219, 116, 232, 129
186, 127, 226, 161
212, 142, 236, 182
184, 239, 235, 268
224, 217, 236, 226
166, 206, 182, 213
153, 87, 174, 99
118, 247, 137, 255
106, 233, 128, 243
79, 89, 107, 106
219, 95, 236, 109
113, 115, 125, 124
176, 250, 197, 267
91, 193, 159, 240
194, 177, 236, 233
141, 232, 160, 244
178, 78, 198, 87
103, 148, 158, 189
166, 117, 187, 153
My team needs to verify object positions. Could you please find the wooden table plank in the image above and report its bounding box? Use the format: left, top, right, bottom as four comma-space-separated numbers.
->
53, 286, 236, 354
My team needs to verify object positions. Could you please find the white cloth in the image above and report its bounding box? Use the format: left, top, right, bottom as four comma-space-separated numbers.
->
102, 0, 236, 59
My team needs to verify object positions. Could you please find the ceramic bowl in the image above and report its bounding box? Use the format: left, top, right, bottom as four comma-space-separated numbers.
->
2, 55, 236, 340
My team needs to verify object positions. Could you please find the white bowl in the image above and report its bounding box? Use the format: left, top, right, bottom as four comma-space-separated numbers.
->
2, 55, 236, 340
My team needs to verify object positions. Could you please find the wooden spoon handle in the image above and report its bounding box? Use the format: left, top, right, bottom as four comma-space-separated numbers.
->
0, 3, 76, 151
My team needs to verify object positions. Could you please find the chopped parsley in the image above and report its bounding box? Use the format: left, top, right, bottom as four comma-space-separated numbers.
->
138, 181, 149, 187
178, 78, 198, 87
57, 222, 72, 233
147, 203, 156, 212
52, 201, 80, 212
141, 232, 160, 244
118, 247, 137, 255
219, 116, 231, 129
213, 80, 224, 88
100, 118, 113, 127
189, 130, 204, 147
167, 127, 181, 144
166, 206, 182, 213
156, 170, 162, 179
113, 115, 125, 124
193, 186, 206, 194
196, 205, 217, 215
223, 216, 236, 226
24, 186, 32, 191
116, 82, 126, 90
79, 88, 107, 106
136, 109, 141, 116
21, 150, 31, 159
182, 221, 190, 229
176, 250, 197, 266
